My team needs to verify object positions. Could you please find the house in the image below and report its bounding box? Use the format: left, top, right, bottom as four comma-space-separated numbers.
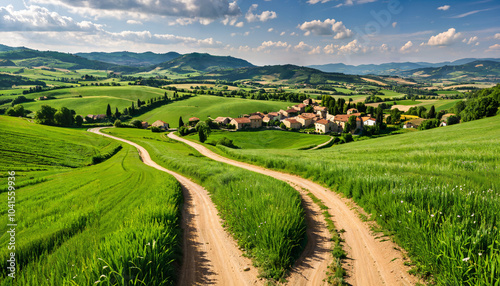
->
249, 115, 263, 128
86, 114, 106, 121
267, 112, 281, 120
188, 117, 200, 126
292, 103, 306, 113
282, 108, 299, 117
333, 114, 362, 129
314, 106, 328, 118
283, 118, 302, 129
347, 108, 359, 115
141, 121, 149, 129
303, 98, 314, 106
403, 118, 425, 129
230, 117, 251, 130
361, 117, 377, 126
315, 119, 335, 133
250, 112, 265, 118
151, 120, 169, 130
296, 113, 317, 128
403, 122, 416, 129
214, 117, 231, 125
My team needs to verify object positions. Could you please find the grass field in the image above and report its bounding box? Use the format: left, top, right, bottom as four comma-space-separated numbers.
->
4, 86, 171, 115
101, 128, 306, 280
380, 89, 405, 98
137, 94, 291, 126
185, 129, 330, 149
0, 117, 183, 285
216, 116, 500, 285
395, 100, 422, 105
419, 99, 463, 111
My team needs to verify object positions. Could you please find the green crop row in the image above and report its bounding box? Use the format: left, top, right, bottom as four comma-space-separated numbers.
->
101, 128, 306, 281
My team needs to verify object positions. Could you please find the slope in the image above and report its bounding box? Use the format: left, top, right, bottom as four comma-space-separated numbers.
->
76, 51, 181, 67
157, 52, 254, 73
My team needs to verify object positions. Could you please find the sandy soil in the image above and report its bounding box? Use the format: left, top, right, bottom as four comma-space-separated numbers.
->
362, 77, 388, 86
169, 132, 420, 286
88, 127, 262, 286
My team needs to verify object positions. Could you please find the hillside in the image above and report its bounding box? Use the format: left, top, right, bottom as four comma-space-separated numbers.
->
76, 51, 181, 67
202, 64, 363, 84
402, 60, 500, 81
0, 73, 46, 88
157, 52, 254, 73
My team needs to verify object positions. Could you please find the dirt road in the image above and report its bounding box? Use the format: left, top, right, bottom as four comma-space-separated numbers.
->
88, 127, 261, 286
168, 132, 418, 286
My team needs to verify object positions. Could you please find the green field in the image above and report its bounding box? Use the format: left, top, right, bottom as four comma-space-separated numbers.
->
5, 86, 170, 115
185, 129, 330, 149
216, 116, 500, 285
101, 128, 306, 280
0, 117, 183, 285
380, 89, 405, 98
137, 94, 291, 125
435, 90, 463, 95
419, 99, 463, 111
395, 100, 422, 105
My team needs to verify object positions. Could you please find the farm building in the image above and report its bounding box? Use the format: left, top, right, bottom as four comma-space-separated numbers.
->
347, 108, 359, 115
214, 117, 231, 125
188, 117, 200, 126
141, 121, 149, 129
292, 103, 306, 113
296, 113, 317, 128
333, 114, 362, 129
230, 117, 251, 130
314, 106, 328, 118
151, 120, 169, 130
283, 118, 301, 130
362, 117, 377, 126
249, 115, 263, 128
315, 119, 335, 133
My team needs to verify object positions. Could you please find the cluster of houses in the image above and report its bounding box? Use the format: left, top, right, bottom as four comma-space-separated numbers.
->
212, 98, 377, 134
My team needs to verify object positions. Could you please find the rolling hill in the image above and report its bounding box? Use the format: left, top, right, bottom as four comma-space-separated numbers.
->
76, 51, 181, 67
156, 52, 254, 73
402, 60, 500, 81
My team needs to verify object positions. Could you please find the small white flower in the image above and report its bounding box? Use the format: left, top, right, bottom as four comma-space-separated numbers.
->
478, 253, 482, 256
462, 257, 470, 262
471, 213, 474, 217
408, 210, 412, 213
457, 215, 461, 218
430, 214, 435, 217
401, 200, 404, 203
102, 266, 108, 270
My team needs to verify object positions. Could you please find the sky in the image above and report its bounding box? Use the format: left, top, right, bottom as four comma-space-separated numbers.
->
0, 0, 499, 66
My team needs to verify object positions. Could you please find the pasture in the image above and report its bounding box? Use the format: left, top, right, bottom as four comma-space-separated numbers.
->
0, 117, 183, 285
217, 116, 500, 285
137, 94, 291, 125
185, 129, 330, 149
101, 128, 306, 280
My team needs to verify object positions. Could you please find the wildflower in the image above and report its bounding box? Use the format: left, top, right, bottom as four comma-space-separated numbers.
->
99, 275, 107, 279
408, 210, 412, 213
401, 200, 404, 203
462, 257, 470, 262
471, 213, 474, 217
478, 253, 482, 256
102, 266, 108, 270
457, 215, 461, 218
95, 281, 101, 284
430, 214, 435, 217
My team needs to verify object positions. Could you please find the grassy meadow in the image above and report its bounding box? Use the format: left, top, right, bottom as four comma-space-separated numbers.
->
216, 116, 500, 285
137, 94, 291, 125
101, 128, 306, 280
185, 129, 330, 149
0, 117, 183, 285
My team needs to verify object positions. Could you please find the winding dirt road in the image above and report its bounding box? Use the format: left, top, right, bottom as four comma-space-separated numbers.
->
88, 127, 262, 286
168, 132, 419, 286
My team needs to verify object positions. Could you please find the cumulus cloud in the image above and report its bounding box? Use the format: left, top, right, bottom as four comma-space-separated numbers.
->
126, 19, 142, 25
298, 19, 353, 39
380, 43, 389, 52
426, 28, 462, 46
268, 28, 273, 32
494, 33, 500, 40
245, 4, 277, 22
487, 44, 500, 52
256, 40, 289, 51
294, 41, 322, 55
400, 41, 413, 53
280, 31, 285, 36
463, 36, 478, 45
437, 5, 450, 11
0, 4, 102, 32
32, 0, 241, 20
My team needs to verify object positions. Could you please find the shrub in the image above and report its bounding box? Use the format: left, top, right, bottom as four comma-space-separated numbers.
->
130, 120, 142, 129
114, 119, 122, 127
151, 126, 162, 133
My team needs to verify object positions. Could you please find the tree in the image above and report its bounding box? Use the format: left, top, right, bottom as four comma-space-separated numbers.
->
130, 119, 142, 129
54, 107, 74, 127
417, 106, 427, 118
198, 128, 207, 142
347, 115, 357, 133
114, 107, 121, 118
114, 119, 122, 127
427, 105, 436, 119
6, 105, 25, 117
376, 106, 384, 127
34, 105, 57, 125
390, 108, 402, 124
106, 104, 112, 118
75, 115, 83, 127
179, 116, 184, 128
137, 98, 142, 108
195, 121, 211, 143
447, 115, 460, 125
280, 122, 286, 129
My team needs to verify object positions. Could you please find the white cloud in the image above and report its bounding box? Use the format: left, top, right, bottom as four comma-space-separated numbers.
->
323, 44, 338, 54
309, 46, 321, 54
487, 44, 500, 52
334, 0, 377, 8
392, 22, 397, 28
400, 41, 413, 53
256, 40, 289, 51
31, 0, 241, 20
450, 8, 494, 19
380, 43, 389, 52
268, 28, 274, 32
426, 28, 462, 46
235, 22, 244, 28
0, 4, 102, 32
245, 4, 277, 22
126, 20, 142, 25
494, 33, 500, 40
307, 0, 333, 3
465, 36, 478, 45
280, 31, 285, 36
338, 39, 362, 54
437, 5, 450, 11
298, 19, 353, 39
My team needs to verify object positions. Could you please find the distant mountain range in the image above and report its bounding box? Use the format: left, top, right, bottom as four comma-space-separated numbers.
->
308, 58, 500, 76
0, 44, 499, 82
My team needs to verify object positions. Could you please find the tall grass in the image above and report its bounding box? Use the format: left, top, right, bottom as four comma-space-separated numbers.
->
0, 118, 183, 285
215, 116, 500, 285
102, 128, 306, 280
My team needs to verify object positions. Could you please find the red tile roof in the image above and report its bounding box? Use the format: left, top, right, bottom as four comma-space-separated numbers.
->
249, 115, 263, 120
232, 117, 251, 124
189, 117, 199, 121
285, 118, 299, 124
334, 114, 361, 122
315, 119, 330, 125
286, 108, 298, 113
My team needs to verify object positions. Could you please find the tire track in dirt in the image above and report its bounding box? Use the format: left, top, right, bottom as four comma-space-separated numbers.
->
168, 132, 419, 286
89, 127, 262, 286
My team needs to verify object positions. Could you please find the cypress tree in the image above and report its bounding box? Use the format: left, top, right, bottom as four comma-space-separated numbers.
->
179, 116, 184, 127
106, 104, 112, 118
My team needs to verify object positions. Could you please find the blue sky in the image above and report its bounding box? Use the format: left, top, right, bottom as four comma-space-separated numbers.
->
0, 0, 499, 65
